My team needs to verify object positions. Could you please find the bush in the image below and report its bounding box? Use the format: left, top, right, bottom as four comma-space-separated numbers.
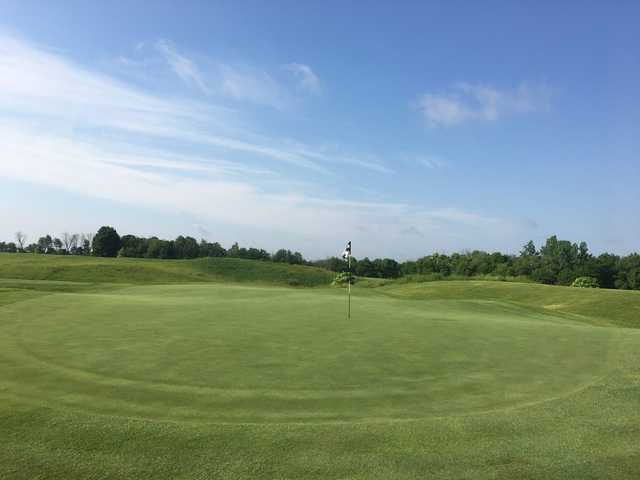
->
332, 272, 356, 286
571, 276, 600, 288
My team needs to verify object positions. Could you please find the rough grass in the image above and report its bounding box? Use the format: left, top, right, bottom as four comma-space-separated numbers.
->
0, 253, 334, 286
1, 258, 640, 479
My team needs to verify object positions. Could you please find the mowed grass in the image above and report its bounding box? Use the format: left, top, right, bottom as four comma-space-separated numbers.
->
1, 255, 640, 478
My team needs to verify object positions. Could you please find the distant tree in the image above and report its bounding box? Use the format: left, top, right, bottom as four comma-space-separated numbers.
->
141, 238, 175, 259
15, 231, 27, 251
158, 240, 176, 259
92, 226, 121, 257
273, 249, 305, 265
615, 254, 640, 290
119, 235, 146, 257
62, 232, 79, 254
594, 253, 619, 289
416, 253, 451, 276
36, 235, 53, 254
355, 257, 376, 277
0, 242, 14, 252
400, 260, 417, 276
245, 247, 270, 261
375, 258, 401, 278
53, 237, 63, 253
520, 240, 537, 257
83, 233, 94, 255
198, 240, 225, 257
312, 256, 347, 272
227, 242, 241, 258
273, 249, 289, 263
536, 235, 580, 285
174, 236, 199, 259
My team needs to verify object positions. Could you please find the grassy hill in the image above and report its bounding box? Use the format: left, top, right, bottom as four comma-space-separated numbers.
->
383, 280, 640, 329
0, 253, 334, 287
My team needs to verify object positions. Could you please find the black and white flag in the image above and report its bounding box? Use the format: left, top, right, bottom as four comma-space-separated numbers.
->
342, 241, 351, 260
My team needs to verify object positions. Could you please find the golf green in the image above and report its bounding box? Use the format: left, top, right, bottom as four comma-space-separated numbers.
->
1, 276, 640, 478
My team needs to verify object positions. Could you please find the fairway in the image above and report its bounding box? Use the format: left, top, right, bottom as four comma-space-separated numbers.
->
2, 262, 640, 478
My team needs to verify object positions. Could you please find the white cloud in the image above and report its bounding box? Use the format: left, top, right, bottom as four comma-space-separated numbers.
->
154, 40, 211, 95
0, 33, 367, 174
284, 63, 320, 93
0, 32, 522, 258
418, 155, 447, 169
417, 82, 551, 127
218, 64, 288, 109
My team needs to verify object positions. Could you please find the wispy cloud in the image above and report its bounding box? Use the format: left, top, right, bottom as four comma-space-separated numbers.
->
154, 40, 211, 94
0, 32, 361, 174
219, 63, 288, 108
129, 40, 301, 109
0, 32, 519, 258
284, 63, 320, 93
418, 155, 447, 169
417, 82, 551, 127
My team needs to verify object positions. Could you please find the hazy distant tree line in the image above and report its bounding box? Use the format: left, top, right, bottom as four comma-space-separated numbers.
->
0, 227, 306, 266
1, 228, 639, 290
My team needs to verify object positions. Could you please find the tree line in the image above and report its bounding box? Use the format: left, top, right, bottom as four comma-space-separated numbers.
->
309, 236, 639, 290
0, 227, 307, 265
1, 227, 638, 290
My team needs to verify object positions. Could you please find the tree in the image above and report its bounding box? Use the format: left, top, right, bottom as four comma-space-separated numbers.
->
400, 260, 417, 275
227, 242, 241, 258
312, 256, 347, 272
520, 240, 537, 257
36, 235, 53, 254
83, 233, 94, 255
53, 237, 63, 253
537, 235, 580, 285
198, 240, 225, 257
0, 242, 17, 253
615, 254, 640, 290
62, 232, 79, 254
92, 226, 121, 257
594, 253, 619, 289
174, 236, 199, 259
15, 231, 26, 251
273, 249, 290, 263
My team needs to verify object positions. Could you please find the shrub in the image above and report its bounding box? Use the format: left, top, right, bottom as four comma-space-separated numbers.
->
571, 276, 600, 288
332, 272, 356, 286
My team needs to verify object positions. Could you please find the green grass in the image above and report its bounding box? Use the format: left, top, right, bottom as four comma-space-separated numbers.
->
0, 253, 334, 286
1, 255, 640, 478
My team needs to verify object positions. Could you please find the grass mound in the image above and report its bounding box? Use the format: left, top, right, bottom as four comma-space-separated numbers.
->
0, 253, 333, 286
383, 280, 640, 329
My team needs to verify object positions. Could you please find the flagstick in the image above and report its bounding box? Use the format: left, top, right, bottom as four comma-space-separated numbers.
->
347, 254, 351, 320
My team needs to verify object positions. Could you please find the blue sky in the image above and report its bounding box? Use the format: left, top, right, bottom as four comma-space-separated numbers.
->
1, 1, 638, 259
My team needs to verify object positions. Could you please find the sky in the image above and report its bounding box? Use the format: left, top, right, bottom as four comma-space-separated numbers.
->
1, 1, 639, 259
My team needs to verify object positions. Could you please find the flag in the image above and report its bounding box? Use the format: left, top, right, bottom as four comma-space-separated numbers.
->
342, 241, 351, 260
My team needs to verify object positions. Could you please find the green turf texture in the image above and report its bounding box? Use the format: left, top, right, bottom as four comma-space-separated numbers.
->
0, 253, 334, 286
1, 254, 640, 478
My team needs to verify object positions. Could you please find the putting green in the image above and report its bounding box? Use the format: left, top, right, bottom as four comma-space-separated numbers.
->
0, 283, 619, 423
